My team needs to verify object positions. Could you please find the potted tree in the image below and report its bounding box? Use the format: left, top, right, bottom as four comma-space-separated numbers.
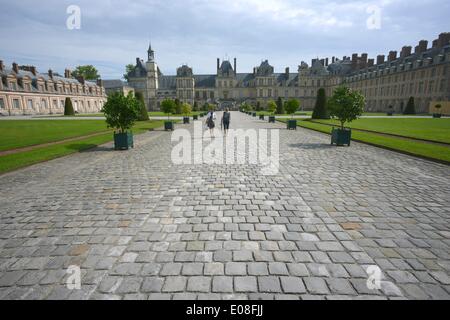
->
101, 92, 140, 150
267, 100, 276, 123
433, 104, 442, 118
285, 99, 300, 130
182, 103, 192, 124
161, 98, 176, 131
135, 92, 149, 121
328, 86, 365, 146
387, 105, 394, 116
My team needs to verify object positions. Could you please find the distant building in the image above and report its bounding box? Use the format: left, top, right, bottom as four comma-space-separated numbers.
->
0, 61, 106, 116
124, 33, 450, 113
103, 80, 135, 96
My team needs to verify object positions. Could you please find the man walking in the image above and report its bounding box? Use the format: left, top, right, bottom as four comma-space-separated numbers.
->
221, 108, 231, 136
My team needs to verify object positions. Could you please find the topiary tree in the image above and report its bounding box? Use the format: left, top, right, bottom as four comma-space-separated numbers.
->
312, 88, 329, 119
285, 99, 300, 118
328, 86, 365, 130
182, 103, 192, 116
435, 104, 442, 115
276, 97, 285, 115
404, 97, 416, 115
267, 100, 277, 114
64, 97, 75, 116
256, 101, 261, 112
135, 91, 149, 121
193, 101, 199, 112
161, 99, 176, 120
202, 103, 209, 112
101, 92, 140, 133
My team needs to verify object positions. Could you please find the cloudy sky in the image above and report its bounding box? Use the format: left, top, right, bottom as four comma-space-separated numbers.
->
0, 0, 448, 79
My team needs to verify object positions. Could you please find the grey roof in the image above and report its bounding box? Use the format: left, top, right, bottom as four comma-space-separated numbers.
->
219, 60, 234, 74
194, 75, 216, 88
103, 79, 129, 89
159, 75, 177, 90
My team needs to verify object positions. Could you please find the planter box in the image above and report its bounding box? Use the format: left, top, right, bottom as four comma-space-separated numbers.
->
287, 119, 297, 130
433, 113, 442, 118
269, 116, 276, 123
114, 132, 134, 150
165, 121, 175, 131
252, 112, 257, 117
259, 115, 265, 120
387, 112, 394, 116
183, 117, 190, 124
193, 115, 198, 120
331, 128, 351, 146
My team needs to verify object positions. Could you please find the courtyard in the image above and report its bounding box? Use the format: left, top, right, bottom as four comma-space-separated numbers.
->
0, 111, 449, 300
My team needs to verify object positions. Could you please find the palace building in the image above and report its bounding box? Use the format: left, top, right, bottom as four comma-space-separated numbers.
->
126, 33, 450, 113
0, 61, 106, 116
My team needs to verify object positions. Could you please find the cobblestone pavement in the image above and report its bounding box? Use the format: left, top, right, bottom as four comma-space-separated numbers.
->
0, 112, 449, 300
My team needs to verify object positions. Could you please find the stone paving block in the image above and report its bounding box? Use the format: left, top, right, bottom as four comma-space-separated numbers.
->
235, 276, 258, 292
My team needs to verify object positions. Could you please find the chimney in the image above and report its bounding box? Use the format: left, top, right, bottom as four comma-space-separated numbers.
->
415, 40, 428, 54
97, 79, 103, 87
368, 59, 375, 67
377, 55, 385, 65
432, 40, 439, 48
361, 53, 368, 68
285, 67, 289, 76
234, 58, 237, 75
12, 62, 19, 73
332, 56, 335, 64
48, 69, 53, 79
76, 76, 85, 85
400, 46, 412, 58
136, 57, 140, 65
438, 32, 450, 47
388, 51, 397, 61
217, 58, 220, 71
64, 69, 72, 78
0, 60, 4, 72
352, 53, 358, 62
325, 58, 329, 66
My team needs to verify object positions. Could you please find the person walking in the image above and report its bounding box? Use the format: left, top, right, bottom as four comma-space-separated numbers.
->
206, 109, 217, 138
221, 108, 231, 136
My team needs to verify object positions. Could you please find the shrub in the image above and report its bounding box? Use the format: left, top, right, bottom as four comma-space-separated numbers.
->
193, 101, 199, 112
328, 86, 365, 129
135, 91, 149, 121
182, 103, 192, 116
276, 97, 285, 115
64, 97, 75, 116
404, 97, 416, 115
101, 92, 140, 133
312, 88, 329, 119
174, 99, 182, 115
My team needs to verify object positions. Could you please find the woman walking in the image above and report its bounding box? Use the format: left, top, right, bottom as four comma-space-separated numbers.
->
206, 109, 217, 138
221, 108, 231, 136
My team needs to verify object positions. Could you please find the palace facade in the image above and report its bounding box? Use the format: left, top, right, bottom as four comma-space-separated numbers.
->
0, 61, 106, 116
127, 33, 450, 113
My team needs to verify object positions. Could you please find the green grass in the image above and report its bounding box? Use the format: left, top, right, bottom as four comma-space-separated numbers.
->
0, 120, 166, 174
278, 119, 450, 163
311, 118, 450, 144
148, 111, 202, 117
0, 120, 110, 152
256, 111, 311, 116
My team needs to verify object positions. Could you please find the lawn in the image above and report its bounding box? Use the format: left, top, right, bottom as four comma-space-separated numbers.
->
256, 111, 311, 116
0, 120, 166, 174
148, 111, 202, 117
0, 120, 110, 152
310, 118, 450, 144
277, 119, 450, 163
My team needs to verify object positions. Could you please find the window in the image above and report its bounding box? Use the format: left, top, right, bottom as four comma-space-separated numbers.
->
27, 99, 33, 109
10, 82, 17, 91
0, 98, 4, 109
268, 89, 272, 97
13, 99, 20, 109
53, 100, 58, 108
41, 99, 47, 108
210, 91, 214, 99
60, 100, 64, 108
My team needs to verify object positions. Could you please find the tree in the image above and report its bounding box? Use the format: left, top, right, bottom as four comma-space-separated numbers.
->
161, 99, 176, 120
64, 97, 75, 116
193, 101, 199, 112
202, 103, 209, 111
328, 86, 365, 130
256, 101, 261, 111
312, 88, 329, 119
101, 92, 140, 133
267, 100, 277, 114
285, 99, 300, 118
72, 65, 100, 80
182, 103, 192, 116
276, 97, 285, 115
403, 97, 416, 115
174, 99, 182, 115
123, 64, 135, 81
135, 91, 149, 121
435, 104, 442, 115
